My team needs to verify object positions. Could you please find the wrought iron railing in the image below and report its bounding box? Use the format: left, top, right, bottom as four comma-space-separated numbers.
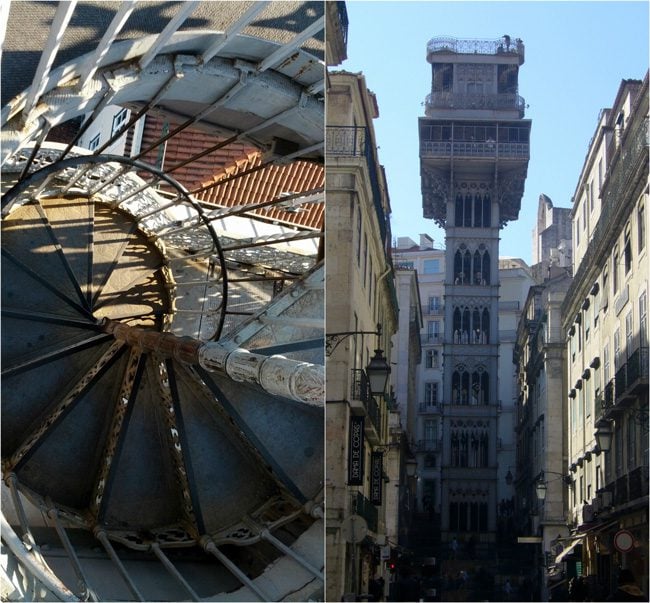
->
350, 368, 382, 434
351, 368, 371, 403
426, 304, 444, 315
604, 379, 615, 409
626, 346, 649, 385
367, 395, 381, 434
335, 1, 349, 47
424, 92, 526, 116
628, 465, 648, 501
420, 139, 529, 159
326, 126, 388, 246
615, 364, 628, 398
418, 402, 439, 413
421, 333, 443, 345
426, 36, 524, 59
354, 491, 378, 532
416, 439, 441, 452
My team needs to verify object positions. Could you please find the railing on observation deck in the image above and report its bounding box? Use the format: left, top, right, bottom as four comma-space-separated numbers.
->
421, 139, 529, 160
427, 36, 524, 60
425, 92, 526, 117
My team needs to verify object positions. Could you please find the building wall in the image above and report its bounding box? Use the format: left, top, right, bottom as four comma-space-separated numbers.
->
326, 70, 399, 601
561, 74, 648, 598
393, 239, 445, 515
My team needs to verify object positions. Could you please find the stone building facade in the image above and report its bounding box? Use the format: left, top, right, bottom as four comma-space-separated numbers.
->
560, 74, 648, 600
514, 202, 573, 598
325, 70, 399, 601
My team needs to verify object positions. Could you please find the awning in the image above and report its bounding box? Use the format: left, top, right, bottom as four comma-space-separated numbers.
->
555, 538, 583, 563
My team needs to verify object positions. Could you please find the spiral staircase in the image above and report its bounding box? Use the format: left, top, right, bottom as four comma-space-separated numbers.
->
1, 2, 324, 601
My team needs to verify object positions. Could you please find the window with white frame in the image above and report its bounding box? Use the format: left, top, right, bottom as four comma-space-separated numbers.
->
428, 296, 441, 313
425, 349, 440, 369
625, 310, 634, 356
614, 329, 621, 370
424, 382, 439, 406
612, 244, 619, 294
638, 201, 646, 253
427, 320, 441, 342
423, 259, 440, 274
88, 133, 100, 151
639, 291, 647, 347
624, 224, 632, 274
111, 107, 129, 136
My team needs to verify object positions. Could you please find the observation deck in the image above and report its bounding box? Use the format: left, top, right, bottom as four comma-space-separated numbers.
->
426, 35, 525, 65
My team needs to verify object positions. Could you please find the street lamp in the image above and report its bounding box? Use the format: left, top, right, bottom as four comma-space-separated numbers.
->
406, 457, 418, 478
535, 471, 573, 502
594, 419, 613, 453
366, 349, 391, 395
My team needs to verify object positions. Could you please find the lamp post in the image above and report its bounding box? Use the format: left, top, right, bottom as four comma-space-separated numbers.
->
326, 324, 391, 601
366, 349, 391, 396
594, 419, 613, 453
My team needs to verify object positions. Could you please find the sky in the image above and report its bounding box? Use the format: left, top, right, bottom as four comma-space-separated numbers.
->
337, 0, 649, 263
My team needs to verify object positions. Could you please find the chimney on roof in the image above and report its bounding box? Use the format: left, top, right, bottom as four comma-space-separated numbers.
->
397, 236, 417, 249
420, 233, 434, 249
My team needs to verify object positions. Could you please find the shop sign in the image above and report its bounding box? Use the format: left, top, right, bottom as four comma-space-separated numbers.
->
370, 451, 383, 505
347, 415, 365, 485
613, 529, 634, 553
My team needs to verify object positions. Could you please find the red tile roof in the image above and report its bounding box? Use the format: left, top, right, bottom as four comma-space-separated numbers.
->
138, 115, 323, 230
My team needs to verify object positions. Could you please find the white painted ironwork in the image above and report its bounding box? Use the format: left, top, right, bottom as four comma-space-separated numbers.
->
2, 3, 324, 599
21, 1, 78, 124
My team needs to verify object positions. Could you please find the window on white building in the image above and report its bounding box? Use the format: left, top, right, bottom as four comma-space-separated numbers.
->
428, 296, 441, 313
425, 349, 440, 369
427, 320, 441, 342
111, 107, 129, 136
88, 133, 100, 151
638, 201, 645, 253
612, 244, 619, 294
625, 310, 634, 356
624, 224, 632, 274
639, 291, 647, 347
423, 259, 440, 274
424, 382, 439, 406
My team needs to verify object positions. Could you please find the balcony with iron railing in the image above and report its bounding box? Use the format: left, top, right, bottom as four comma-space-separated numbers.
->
421, 333, 443, 346
604, 464, 649, 507
420, 138, 529, 160
326, 125, 388, 246
418, 402, 440, 414
353, 491, 379, 533
425, 304, 445, 316
416, 439, 441, 453
350, 368, 382, 439
424, 92, 526, 118
599, 348, 648, 419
